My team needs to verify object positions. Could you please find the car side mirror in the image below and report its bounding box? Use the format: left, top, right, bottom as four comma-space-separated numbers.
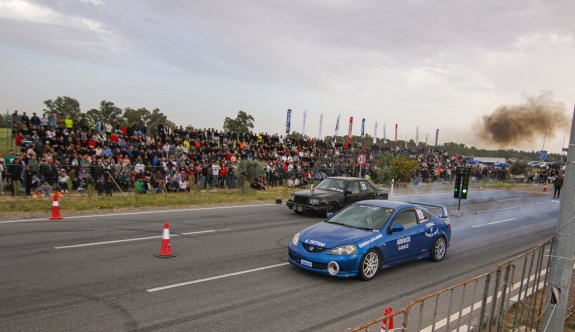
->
344, 190, 352, 195
326, 212, 334, 219
390, 224, 404, 233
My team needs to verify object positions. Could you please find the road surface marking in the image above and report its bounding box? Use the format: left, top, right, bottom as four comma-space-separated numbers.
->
392, 189, 504, 198
0, 204, 277, 224
497, 197, 522, 202
472, 218, 518, 228
54, 229, 227, 249
146, 262, 290, 292
474, 201, 553, 214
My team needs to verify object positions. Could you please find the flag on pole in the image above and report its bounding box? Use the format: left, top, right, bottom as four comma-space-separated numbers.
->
302, 110, 307, 135
318, 113, 323, 138
334, 114, 341, 137
426, 133, 428, 145
416, 126, 419, 146
383, 123, 387, 142
348, 117, 353, 141
361, 118, 365, 142
373, 121, 378, 145
394, 123, 398, 145
434, 128, 439, 146
286, 109, 292, 134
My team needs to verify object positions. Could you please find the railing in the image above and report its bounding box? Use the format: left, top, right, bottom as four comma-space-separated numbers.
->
350, 238, 557, 331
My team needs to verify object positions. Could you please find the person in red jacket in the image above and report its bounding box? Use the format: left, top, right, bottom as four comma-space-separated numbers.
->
218, 163, 228, 188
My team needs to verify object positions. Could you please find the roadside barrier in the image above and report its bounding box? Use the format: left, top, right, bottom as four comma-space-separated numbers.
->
49, 192, 63, 220
350, 238, 556, 331
156, 222, 176, 258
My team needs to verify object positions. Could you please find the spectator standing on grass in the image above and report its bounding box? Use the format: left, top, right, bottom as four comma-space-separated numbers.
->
8, 154, 23, 196
553, 173, 563, 199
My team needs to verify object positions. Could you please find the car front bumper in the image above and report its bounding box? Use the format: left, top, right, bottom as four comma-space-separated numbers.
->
286, 201, 327, 214
288, 243, 361, 278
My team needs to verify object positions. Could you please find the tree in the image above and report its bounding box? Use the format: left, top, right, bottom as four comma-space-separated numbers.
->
123, 107, 151, 127
389, 155, 419, 183
87, 101, 123, 127
223, 111, 255, 133
509, 161, 529, 177
235, 159, 262, 192
43, 96, 82, 122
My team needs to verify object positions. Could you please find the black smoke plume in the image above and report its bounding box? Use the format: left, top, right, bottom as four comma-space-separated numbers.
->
478, 93, 569, 147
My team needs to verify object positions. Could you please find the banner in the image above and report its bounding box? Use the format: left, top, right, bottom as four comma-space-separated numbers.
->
302, 110, 307, 135
335, 114, 341, 137
383, 123, 386, 142
286, 109, 292, 134
434, 128, 439, 146
394, 123, 398, 145
425, 133, 428, 146
318, 113, 323, 138
416, 126, 419, 146
348, 117, 353, 141
373, 121, 378, 145
361, 118, 365, 142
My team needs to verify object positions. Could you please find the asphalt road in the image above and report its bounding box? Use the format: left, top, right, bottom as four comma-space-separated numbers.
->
0, 188, 560, 331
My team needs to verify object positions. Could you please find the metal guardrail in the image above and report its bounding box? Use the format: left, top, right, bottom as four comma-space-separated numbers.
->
349, 238, 557, 331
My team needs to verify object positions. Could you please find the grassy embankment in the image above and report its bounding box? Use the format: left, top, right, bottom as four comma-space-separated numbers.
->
0, 186, 292, 218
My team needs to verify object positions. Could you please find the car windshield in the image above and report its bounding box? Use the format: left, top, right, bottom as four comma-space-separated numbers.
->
314, 178, 346, 192
326, 204, 395, 231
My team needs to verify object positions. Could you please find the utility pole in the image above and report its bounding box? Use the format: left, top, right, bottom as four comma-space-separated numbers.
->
543, 107, 575, 331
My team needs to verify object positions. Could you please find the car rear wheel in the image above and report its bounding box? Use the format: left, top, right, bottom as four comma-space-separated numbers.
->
430, 237, 447, 262
325, 202, 339, 217
359, 249, 380, 281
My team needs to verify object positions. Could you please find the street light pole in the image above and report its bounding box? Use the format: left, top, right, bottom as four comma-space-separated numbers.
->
543, 106, 575, 331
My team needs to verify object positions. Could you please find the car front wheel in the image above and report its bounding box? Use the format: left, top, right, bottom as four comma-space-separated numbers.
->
430, 237, 447, 262
325, 202, 339, 217
359, 249, 380, 281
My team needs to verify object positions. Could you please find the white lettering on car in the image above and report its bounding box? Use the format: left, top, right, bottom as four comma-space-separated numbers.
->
358, 234, 383, 248
396, 236, 411, 246
304, 239, 326, 247
425, 222, 438, 237
398, 244, 409, 250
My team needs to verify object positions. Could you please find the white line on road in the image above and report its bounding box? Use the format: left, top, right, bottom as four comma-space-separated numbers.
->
474, 201, 554, 214
146, 262, 290, 292
497, 197, 523, 202
392, 189, 504, 198
472, 218, 518, 228
0, 204, 278, 224
54, 229, 227, 249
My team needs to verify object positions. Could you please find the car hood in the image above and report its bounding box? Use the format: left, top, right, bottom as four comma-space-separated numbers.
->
293, 189, 343, 198
299, 221, 375, 248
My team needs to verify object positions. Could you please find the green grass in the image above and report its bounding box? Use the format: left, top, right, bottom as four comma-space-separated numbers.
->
0, 186, 293, 218
0, 127, 14, 154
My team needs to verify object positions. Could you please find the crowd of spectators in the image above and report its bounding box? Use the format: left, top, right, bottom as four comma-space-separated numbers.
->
0, 110, 519, 197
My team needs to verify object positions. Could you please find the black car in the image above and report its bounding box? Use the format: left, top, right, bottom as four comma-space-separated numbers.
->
286, 177, 389, 216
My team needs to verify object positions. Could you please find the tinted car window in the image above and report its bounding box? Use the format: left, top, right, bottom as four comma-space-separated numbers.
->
347, 181, 360, 194
392, 210, 418, 229
359, 181, 374, 193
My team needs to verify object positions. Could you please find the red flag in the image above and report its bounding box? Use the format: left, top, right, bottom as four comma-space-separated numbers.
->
348, 117, 354, 141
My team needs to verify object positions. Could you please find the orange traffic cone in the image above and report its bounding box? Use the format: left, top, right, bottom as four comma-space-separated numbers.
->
543, 183, 547, 192
381, 306, 394, 331
156, 222, 176, 258
50, 192, 63, 220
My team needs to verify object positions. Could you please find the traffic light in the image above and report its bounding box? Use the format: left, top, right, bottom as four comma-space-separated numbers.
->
454, 167, 471, 199
460, 171, 470, 199
453, 172, 461, 198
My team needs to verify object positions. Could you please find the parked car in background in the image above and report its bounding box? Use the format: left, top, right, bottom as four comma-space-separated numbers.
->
286, 177, 388, 217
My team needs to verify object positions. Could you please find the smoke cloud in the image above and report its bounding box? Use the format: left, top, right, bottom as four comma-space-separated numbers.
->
477, 93, 569, 147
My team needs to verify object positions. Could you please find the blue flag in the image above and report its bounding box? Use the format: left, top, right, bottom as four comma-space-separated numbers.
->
286, 109, 292, 134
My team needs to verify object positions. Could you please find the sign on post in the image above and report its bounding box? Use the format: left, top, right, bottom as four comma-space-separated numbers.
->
358, 154, 366, 165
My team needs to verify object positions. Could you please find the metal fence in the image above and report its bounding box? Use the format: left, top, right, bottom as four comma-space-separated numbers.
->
349, 238, 561, 331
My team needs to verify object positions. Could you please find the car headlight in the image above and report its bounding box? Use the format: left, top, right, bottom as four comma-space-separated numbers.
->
309, 198, 320, 205
327, 244, 357, 255
291, 232, 300, 246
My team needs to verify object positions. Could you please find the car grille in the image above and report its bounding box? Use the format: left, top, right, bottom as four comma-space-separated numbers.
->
303, 244, 325, 253
294, 196, 309, 204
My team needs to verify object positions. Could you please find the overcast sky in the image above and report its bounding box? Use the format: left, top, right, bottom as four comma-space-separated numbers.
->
1, 0, 573, 153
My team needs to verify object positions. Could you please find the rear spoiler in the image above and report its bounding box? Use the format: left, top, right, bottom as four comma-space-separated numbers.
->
408, 202, 448, 218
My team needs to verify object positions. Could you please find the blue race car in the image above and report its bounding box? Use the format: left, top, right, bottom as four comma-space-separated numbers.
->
288, 200, 451, 281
